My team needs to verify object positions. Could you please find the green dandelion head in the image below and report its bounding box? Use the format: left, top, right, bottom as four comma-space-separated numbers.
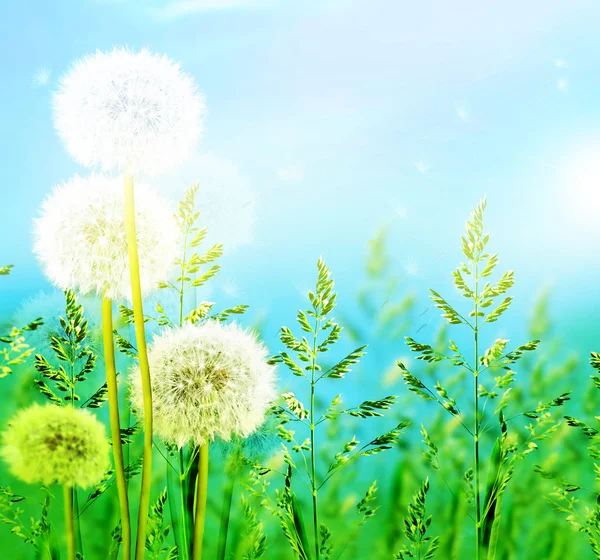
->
1, 404, 109, 488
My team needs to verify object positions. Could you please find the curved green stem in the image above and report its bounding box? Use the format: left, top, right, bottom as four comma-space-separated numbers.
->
102, 295, 132, 560
217, 471, 236, 560
192, 445, 209, 560
64, 485, 75, 560
124, 173, 153, 560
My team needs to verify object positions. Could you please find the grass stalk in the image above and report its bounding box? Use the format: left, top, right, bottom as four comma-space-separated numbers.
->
310, 316, 320, 560
124, 172, 153, 560
73, 490, 83, 558
102, 294, 131, 560
167, 459, 184, 559
217, 471, 236, 560
474, 258, 481, 560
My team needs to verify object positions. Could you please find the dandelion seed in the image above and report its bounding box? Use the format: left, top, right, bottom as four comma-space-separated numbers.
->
403, 258, 419, 277
222, 278, 244, 300
294, 281, 311, 300
394, 204, 408, 220
129, 321, 277, 448
557, 78, 569, 92
33, 174, 178, 300
455, 103, 469, 121
276, 164, 305, 183
1, 404, 109, 488
415, 160, 429, 174
32, 66, 52, 88
53, 47, 205, 176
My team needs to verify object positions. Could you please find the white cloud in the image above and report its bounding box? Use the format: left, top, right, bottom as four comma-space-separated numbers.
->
557, 78, 569, 92
277, 164, 305, 183
415, 160, 429, 174
455, 103, 469, 121
554, 58, 568, 68
32, 66, 51, 88
151, 0, 273, 20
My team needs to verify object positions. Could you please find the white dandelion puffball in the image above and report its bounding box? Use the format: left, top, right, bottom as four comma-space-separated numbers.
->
53, 47, 205, 176
130, 321, 277, 447
33, 174, 179, 300
158, 152, 256, 250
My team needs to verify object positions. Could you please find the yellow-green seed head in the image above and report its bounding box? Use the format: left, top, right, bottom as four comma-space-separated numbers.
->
1, 404, 109, 488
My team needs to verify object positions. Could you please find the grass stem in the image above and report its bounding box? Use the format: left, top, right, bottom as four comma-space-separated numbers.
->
167, 457, 184, 559
311, 316, 320, 560
73, 489, 83, 558
217, 471, 236, 560
474, 259, 481, 560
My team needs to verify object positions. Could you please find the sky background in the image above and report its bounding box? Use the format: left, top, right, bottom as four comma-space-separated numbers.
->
1, 0, 599, 372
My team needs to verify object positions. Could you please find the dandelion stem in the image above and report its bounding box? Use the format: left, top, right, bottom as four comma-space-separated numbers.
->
124, 172, 153, 560
192, 445, 209, 560
102, 294, 131, 560
64, 485, 76, 560
180, 448, 192, 560
217, 470, 236, 560
186, 450, 199, 548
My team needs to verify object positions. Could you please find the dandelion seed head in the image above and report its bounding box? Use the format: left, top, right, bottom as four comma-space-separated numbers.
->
213, 414, 280, 464
130, 321, 277, 447
236, 414, 280, 462
159, 152, 256, 250
1, 404, 109, 488
33, 174, 178, 300
12, 291, 102, 364
53, 47, 206, 176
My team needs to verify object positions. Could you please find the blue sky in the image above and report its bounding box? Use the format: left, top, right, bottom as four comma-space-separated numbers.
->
1, 0, 599, 359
